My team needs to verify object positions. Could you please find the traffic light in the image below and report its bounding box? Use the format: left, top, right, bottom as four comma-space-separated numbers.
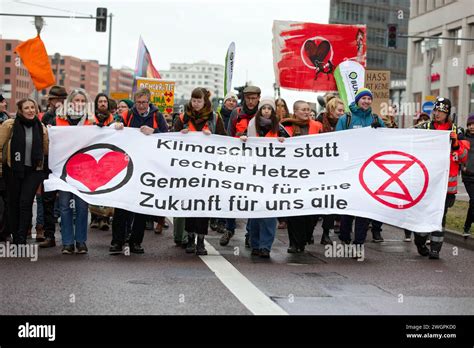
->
96, 7, 107, 32
387, 24, 397, 48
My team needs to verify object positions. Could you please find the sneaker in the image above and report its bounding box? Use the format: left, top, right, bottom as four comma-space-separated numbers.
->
130, 243, 144, 254
372, 230, 384, 243
61, 245, 74, 255
219, 229, 234, 246
404, 231, 412, 242
416, 244, 430, 257
259, 249, 270, 258
163, 220, 170, 229
109, 243, 123, 254
245, 235, 250, 248
462, 231, 471, 238
287, 246, 304, 253
39, 238, 56, 248
196, 237, 208, 256
76, 242, 88, 254
251, 248, 260, 256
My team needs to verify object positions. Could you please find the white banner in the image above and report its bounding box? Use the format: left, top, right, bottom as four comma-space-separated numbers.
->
224, 42, 235, 96
44, 127, 451, 232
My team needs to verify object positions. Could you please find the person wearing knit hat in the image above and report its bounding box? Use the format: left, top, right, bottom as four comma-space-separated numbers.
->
467, 113, 474, 126
336, 88, 386, 247
240, 96, 287, 258
354, 87, 373, 105
220, 92, 238, 129
119, 99, 134, 111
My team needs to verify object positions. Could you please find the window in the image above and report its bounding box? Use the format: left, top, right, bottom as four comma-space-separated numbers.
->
60, 59, 64, 65
413, 92, 422, 114
6, 43, 11, 51
80, 84, 85, 89
449, 86, 459, 114
5, 55, 11, 63
4, 67, 10, 75
448, 28, 462, 56
4, 79, 10, 84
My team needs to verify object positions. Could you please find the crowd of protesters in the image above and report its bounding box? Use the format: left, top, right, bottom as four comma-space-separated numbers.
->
0, 83, 471, 260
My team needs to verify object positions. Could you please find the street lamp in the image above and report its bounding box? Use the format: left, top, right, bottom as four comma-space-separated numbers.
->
34, 16, 44, 35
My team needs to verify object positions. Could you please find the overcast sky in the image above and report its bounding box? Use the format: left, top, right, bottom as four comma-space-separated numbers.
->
0, 0, 330, 106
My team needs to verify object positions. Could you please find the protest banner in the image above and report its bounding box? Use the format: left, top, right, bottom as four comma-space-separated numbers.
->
135, 77, 175, 114
273, 20, 366, 92
44, 127, 450, 232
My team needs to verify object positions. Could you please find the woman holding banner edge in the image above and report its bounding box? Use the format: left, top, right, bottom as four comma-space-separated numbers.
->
174, 87, 226, 255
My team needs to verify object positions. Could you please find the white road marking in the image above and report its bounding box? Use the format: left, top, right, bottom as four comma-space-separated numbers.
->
200, 240, 288, 315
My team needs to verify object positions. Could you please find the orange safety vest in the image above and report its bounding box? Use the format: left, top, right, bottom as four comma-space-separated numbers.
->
93, 114, 115, 126
121, 110, 160, 128
284, 120, 323, 137
55, 116, 92, 126
179, 113, 217, 133
234, 107, 252, 137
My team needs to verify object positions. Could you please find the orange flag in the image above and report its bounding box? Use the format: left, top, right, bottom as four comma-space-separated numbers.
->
15, 35, 55, 90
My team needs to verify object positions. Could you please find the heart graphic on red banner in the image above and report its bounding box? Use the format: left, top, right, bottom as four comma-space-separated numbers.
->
165, 107, 173, 114
66, 151, 129, 192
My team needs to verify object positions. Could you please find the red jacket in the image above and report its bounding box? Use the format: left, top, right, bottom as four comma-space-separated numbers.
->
430, 122, 467, 194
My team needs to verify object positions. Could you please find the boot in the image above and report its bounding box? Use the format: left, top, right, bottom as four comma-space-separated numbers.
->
196, 235, 208, 255
320, 229, 332, 245
429, 241, 442, 260
35, 224, 45, 242
185, 233, 196, 254
414, 233, 429, 257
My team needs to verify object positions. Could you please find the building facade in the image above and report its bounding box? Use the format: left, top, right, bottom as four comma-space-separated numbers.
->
99, 65, 134, 97
406, 0, 474, 126
159, 61, 225, 103
0, 37, 129, 114
0, 38, 35, 115
329, 0, 410, 80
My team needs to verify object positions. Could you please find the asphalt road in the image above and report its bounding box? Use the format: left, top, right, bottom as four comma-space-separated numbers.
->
1, 216, 473, 316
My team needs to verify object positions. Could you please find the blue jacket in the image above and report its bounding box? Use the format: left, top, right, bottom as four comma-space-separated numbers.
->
336, 102, 385, 131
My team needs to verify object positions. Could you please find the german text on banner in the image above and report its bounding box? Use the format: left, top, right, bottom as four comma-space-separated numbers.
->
272, 20, 366, 92
44, 127, 450, 232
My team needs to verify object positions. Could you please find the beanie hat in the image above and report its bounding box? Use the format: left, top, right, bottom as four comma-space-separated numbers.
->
46, 85, 68, 99
223, 92, 238, 103
354, 88, 373, 104
467, 113, 474, 126
120, 99, 134, 109
258, 96, 276, 111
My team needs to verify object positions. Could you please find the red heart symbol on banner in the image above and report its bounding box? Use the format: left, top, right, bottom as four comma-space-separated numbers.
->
165, 107, 173, 114
66, 151, 128, 192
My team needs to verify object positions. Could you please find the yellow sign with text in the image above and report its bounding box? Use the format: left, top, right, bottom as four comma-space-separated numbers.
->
135, 77, 175, 114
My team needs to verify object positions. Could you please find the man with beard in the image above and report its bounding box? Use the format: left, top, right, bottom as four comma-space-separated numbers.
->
89, 93, 116, 231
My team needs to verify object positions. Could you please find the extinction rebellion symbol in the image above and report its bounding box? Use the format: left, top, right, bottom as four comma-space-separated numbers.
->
359, 151, 429, 209
60, 144, 133, 195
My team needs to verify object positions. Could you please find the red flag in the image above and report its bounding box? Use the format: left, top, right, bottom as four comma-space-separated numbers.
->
273, 21, 366, 92
15, 35, 55, 91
